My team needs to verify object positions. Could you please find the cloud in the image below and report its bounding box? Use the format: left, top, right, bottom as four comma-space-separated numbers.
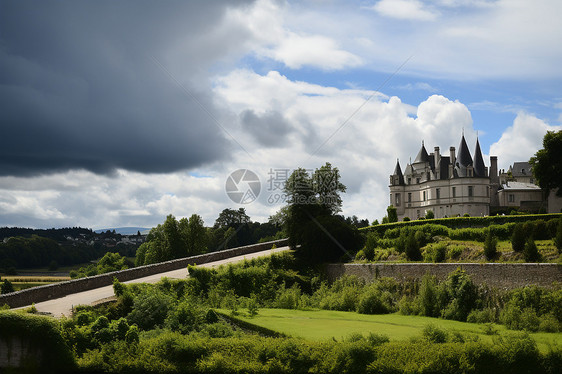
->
229, 0, 362, 70
396, 82, 438, 92
489, 112, 562, 170
240, 110, 294, 147
0, 1, 260, 176
372, 0, 439, 21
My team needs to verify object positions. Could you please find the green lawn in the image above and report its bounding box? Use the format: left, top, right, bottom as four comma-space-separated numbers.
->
226, 308, 562, 352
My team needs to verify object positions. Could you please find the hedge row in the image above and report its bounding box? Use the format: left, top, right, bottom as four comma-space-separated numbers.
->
361, 213, 562, 237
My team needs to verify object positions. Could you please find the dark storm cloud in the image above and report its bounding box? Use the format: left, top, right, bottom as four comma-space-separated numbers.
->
0, 0, 255, 176
240, 110, 294, 147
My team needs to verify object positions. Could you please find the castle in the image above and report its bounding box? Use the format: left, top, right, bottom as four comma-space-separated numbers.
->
389, 134, 548, 220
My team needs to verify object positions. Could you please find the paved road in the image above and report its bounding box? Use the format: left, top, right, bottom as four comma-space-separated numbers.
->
16, 246, 289, 318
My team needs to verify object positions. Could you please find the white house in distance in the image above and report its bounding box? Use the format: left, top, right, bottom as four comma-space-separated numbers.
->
389, 134, 554, 221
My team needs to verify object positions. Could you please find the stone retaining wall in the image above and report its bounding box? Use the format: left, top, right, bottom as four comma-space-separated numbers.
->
0, 239, 288, 309
325, 263, 562, 289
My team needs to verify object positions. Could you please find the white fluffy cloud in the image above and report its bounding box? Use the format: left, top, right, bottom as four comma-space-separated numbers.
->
228, 0, 362, 70
489, 112, 562, 170
372, 0, 439, 21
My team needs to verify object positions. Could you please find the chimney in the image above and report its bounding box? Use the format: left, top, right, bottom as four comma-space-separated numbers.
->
434, 147, 440, 167
490, 156, 498, 184
450, 147, 456, 166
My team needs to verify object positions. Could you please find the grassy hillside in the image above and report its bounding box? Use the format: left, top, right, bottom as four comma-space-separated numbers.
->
224, 308, 562, 352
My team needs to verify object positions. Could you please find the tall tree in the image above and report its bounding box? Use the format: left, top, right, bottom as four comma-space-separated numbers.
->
186, 214, 207, 255
284, 163, 363, 263
530, 130, 562, 196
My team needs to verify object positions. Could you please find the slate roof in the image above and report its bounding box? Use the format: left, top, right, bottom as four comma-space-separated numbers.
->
511, 162, 532, 177
392, 160, 405, 185
414, 142, 430, 164
473, 138, 486, 177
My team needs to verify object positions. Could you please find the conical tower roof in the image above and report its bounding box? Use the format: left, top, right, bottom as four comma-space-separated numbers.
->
456, 135, 473, 167
414, 142, 430, 164
392, 159, 405, 185
473, 138, 486, 177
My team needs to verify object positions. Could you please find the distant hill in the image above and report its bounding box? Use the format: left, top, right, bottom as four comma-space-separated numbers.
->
94, 227, 151, 235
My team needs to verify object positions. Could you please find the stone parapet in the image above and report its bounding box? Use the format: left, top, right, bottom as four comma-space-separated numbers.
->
0, 239, 288, 309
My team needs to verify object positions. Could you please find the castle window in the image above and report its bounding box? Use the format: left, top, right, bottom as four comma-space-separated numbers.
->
508, 194, 515, 203
436, 188, 440, 199
408, 193, 412, 203
468, 186, 474, 197
395, 193, 401, 207
486, 187, 489, 197
423, 191, 426, 201
416, 178, 420, 184
452, 187, 456, 198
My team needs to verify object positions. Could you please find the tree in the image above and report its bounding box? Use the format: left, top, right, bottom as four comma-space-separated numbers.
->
214, 208, 250, 229
524, 237, 540, 262
555, 219, 562, 253
530, 130, 562, 197
425, 210, 434, 219
386, 205, 398, 223
284, 164, 363, 263
1, 279, 14, 294
511, 223, 525, 252
484, 231, 498, 260
186, 214, 208, 255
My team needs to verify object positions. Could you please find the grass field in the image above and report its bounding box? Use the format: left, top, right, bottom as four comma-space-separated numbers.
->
226, 308, 562, 352
2, 275, 70, 291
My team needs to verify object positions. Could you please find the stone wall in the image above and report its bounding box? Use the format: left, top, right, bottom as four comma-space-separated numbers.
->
0, 239, 288, 309
325, 263, 562, 289
0, 338, 42, 368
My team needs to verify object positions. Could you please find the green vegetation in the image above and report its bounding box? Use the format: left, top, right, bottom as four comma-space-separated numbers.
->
226, 308, 562, 350
70, 252, 132, 278
530, 130, 562, 197
355, 217, 562, 263
0, 312, 76, 372
285, 163, 363, 264
3, 251, 562, 373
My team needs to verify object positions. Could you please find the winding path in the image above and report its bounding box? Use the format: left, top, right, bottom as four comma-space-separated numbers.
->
16, 246, 288, 318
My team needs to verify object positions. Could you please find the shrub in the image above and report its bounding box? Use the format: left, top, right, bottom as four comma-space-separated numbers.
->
483, 231, 498, 260
467, 308, 496, 323
1, 279, 14, 294
405, 231, 422, 261
555, 219, 562, 253
416, 274, 440, 317
422, 324, 448, 343
500, 302, 522, 329
523, 237, 540, 262
425, 242, 447, 263
403, 217, 410, 221
357, 289, 391, 314
539, 313, 560, 332
519, 307, 540, 332
441, 268, 479, 321
425, 210, 435, 219
127, 288, 173, 330
511, 223, 526, 252
534, 219, 549, 240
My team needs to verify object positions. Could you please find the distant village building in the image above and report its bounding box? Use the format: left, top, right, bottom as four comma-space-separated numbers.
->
389, 134, 556, 221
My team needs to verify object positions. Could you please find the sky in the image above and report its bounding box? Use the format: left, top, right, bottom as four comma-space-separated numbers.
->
1, 0, 561, 230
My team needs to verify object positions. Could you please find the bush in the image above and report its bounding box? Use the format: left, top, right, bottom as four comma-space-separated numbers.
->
538, 313, 560, 332
484, 231, 498, 260
1, 279, 14, 294
425, 210, 435, 219
127, 288, 173, 330
405, 231, 422, 261
467, 308, 496, 323
523, 237, 540, 262
425, 242, 447, 263
511, 223, 526, 252
555, 219, 562, 253
357, 289, 391, 314
422, 324, 448, 343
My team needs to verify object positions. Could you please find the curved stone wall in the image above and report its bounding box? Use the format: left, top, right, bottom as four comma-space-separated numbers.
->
0, 239, 288, 309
